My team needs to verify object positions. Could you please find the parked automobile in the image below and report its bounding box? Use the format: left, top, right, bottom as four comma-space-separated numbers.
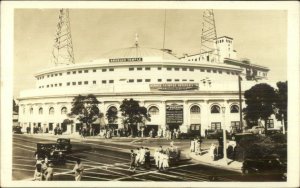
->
246, 126, 265, 134
35, 142, 67, 164
266, 129, 281, 135
242, 154, 287, 180
13, 126, 23, 134
56, 138, 72, 153
207, 129, 230, 139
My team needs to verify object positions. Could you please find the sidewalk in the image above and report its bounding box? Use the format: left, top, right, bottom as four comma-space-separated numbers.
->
188, 149, 242, 173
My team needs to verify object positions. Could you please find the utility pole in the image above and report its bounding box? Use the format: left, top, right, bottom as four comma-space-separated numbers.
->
52, 9, 75, 66
238, 76, 243, 131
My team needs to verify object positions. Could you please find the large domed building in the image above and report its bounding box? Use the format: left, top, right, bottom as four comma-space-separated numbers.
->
17, 10, 282, 137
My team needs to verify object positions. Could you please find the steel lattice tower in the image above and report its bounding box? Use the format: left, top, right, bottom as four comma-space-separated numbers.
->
52, 9, 75, 66
200, 9, 220, 62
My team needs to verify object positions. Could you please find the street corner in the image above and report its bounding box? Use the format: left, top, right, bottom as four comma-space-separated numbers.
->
188, 150, 243, 173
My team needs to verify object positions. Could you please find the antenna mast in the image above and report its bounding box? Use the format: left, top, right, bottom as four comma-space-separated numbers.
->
52, 9, 75, 66
200, 9, 220, 62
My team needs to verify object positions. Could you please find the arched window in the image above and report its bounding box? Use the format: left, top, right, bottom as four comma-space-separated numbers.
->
149, 106, 159, 115
30, 108, 33, 114
61, 107, 67, 115
49, 107, 55, 115
211, 105, 220, 114
38, 107, 43, 115
190, 105, 200, 114
230, 105, 239, 113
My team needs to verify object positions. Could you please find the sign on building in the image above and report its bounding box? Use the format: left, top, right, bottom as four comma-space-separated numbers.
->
109, 58, 143, 63
150, 83, 199, 91
166, 104, 183, 124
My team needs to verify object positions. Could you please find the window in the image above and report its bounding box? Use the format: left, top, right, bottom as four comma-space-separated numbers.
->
49, 107, 54, 115
109, 68, 114, 71
67, 72, 70, 75
102, 69, 107, 72
47, 85, 49, 88
218, 70, 222, 74
78, 81, 82, 85
102, 80, 107, 84
266, 119, 274, 128
149, 106, 159, 115
213, 70, 217, 73
84, 81, 88, 85
211, 105, 220, 113
59, 83, 62, 86
190, 124, 200, 131
137, 67, 142, 71
30, 108, 33, 114
78, 70, 82, 74
211, 122, 221, 130
230, 105, 239, 113
72, 71, 76, 74
189, 79, 194, 82
54, 84, 57, 87
200, 69, 205, 72
145, 79, 151, 82
231, 121, 241, 132
51, 84, 53, 87
182, 79, 187, 82
61, 107, 67, 115
145, 67, 150, 71
93, 80, 96, 84
182, 68, 187, 71
72, 82, 76, 85
67, 82, 70, 86
137, 79, 142, 82
167, 79, 172, 82
51, 74, 54, 77
129, 67, 134, 71
207, 69, 211, 73
175, 79, 179, 82
85, 70, 90, 73
59, 73, 62, 76
157, 79, 162, 82
227, 71, 230, 74
38, 108, 43, 115
158, 67, 162, 70
47, 75, 50, 78
109, 80, 114, 83
190, 105, 200, 114
189, 68, 194, 71
174, 67, 179, 71
167, 67, 172, 71
128, 79, 134, 83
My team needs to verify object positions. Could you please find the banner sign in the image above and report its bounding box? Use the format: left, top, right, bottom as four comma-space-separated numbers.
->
150, 83, 199, 91
166, 104, 183, 124
109, 58, 143, 63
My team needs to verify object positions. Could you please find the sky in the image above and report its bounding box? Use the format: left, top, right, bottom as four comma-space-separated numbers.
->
14, 9, 287, 98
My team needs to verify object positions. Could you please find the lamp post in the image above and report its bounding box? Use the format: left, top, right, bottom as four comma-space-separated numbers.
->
221, 105, 228, 165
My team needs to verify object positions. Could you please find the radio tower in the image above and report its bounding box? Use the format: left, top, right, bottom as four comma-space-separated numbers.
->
200, 9, 220, 63
52, 9, 75, 66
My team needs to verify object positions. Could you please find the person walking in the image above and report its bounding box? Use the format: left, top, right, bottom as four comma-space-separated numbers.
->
154, 149, 159, 169
129, 150, 136, 172
44, 163, 54, 181
73, 159, 84, 181
135, 148, 140, 168
144, 148, 151, 170
162, 152, 169, 171
33, 163, 43, 181
139, 147, 145, 166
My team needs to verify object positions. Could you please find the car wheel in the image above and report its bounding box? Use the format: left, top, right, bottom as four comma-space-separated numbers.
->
243, 169, 250, 175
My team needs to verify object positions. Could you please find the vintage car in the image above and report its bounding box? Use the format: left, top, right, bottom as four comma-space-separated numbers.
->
56, 138, 72, 153
35, 142, 67, 164
13, 126, 23, 134
206, 129, 230, 139
242, 154, 287, 180
246, 126, 265, 134
167, 147, 181, 164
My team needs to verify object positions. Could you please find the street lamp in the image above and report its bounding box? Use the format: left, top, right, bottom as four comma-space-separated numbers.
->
221, 105, 228, 165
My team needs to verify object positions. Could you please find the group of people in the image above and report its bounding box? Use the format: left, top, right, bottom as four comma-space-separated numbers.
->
33, 160, 54, 181
153, 146, 170, 171
33, 157, 84, 181
129, 147, 151, 172
157, 128, 180, 140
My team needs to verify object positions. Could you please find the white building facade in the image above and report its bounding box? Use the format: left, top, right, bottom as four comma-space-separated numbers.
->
18, 41, 282, 136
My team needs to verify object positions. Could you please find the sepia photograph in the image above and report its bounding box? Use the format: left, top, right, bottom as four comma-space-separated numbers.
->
1, 1, 299, 187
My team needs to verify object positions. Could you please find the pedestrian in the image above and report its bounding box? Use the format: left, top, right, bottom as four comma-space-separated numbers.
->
154, 149, 159, 169
139, 147, 145, 166
33, 163, 43, 181
158, 151, 164, 171
41, 160, 48, 180
144, 148, 151, 170
162, 152, 169, 171
73, 159, 84, 181
135, 148, 140, 167
44, 162, 54, 181
129, 150, 136, 172
209, 143, 216, 161
190, 139, 195, 152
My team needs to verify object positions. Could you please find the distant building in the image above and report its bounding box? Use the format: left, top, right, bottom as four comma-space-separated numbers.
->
13, 111, 19, 127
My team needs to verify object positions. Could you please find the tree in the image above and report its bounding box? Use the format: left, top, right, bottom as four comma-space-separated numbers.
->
106, 107, 118, 125
13, 99, 19, 113
275, 81, 287, 130
119, 98, 150, 137
243, 83, 277, 133
68, 94, 100, 128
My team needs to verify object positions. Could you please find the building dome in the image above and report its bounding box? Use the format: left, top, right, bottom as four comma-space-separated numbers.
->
101, 47, 179, 61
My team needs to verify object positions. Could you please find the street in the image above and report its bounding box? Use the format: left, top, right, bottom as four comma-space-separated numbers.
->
13, 134, 278, 182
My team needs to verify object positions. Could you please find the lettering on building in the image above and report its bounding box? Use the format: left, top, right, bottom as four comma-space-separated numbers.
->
109, 58, 143, 63
150, 83, 199, 91
166, 104, 183, 124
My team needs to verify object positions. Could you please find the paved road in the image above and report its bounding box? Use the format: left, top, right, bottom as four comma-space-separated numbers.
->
12, 134, 281, 182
